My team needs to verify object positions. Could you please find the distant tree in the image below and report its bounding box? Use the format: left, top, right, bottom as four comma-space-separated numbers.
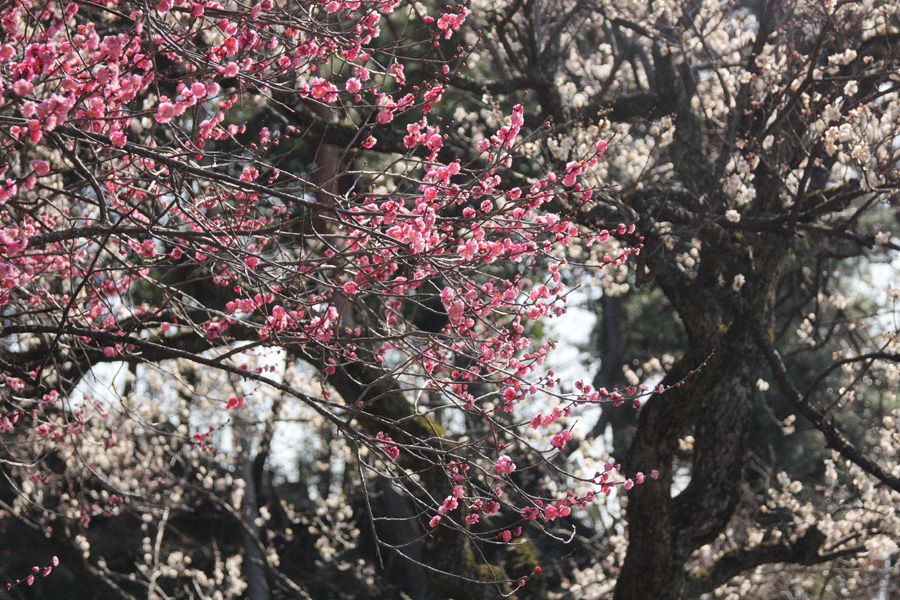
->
2, 0, 900, 599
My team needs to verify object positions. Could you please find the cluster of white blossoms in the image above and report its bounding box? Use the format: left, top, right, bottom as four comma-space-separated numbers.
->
454, 0, 900, 595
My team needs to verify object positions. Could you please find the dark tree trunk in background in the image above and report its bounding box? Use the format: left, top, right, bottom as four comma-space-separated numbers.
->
591, 294, 633, 461
235, 416, 270, 600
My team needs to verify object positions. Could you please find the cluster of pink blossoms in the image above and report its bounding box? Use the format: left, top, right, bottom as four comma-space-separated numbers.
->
4, 556, 58, 590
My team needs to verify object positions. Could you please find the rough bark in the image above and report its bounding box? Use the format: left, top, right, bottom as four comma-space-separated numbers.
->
609, 202, 785, 599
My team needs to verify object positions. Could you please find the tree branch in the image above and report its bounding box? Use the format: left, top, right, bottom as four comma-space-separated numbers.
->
447, 73, 533, 95
680, 526, 862, 599
749, 311, 900, 493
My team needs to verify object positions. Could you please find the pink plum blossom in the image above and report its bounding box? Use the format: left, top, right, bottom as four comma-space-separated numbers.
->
494, 455, 516, 475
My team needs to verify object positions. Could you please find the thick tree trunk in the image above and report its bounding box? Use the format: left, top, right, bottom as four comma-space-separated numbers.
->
613, 318, 766, 600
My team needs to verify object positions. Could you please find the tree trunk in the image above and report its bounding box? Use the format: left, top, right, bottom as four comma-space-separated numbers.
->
235, 416, 270, 600
591, 293, 633, 461
613, 319, 766, 600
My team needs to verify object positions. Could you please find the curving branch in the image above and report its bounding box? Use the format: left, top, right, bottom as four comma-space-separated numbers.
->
447, 73, 533, 95
680, 526, 862, 599
749, 311, 900, 493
